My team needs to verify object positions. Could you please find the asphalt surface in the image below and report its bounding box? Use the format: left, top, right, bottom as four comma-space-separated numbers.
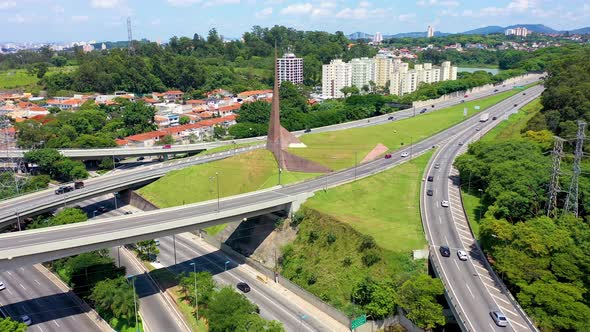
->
0, 265, 102, 332
0, 75, 542, 228
0, 86, 544, 267
155, 233, 340, 331
421, 89, 543, 332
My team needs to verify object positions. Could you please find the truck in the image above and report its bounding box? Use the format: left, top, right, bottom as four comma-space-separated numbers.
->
479, 113, 490, 122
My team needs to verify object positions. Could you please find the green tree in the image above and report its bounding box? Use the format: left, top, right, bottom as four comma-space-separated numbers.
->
156, 135, 174, 146
28, 207, 88, 229
398, 275, 445, 329
179, 115, 190, 125
206, 287, 258, 332
178, 271, 216, 307
90, 277, 138, 322
0, 317, 27, 332
99, 157, 114, 170
213, 125, 225, 138
136, 240, 160, 261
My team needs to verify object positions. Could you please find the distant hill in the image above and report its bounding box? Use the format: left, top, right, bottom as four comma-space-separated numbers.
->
348, 24, 589, 40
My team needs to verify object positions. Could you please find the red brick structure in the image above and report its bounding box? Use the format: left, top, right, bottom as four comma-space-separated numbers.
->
266, 48, 331, 173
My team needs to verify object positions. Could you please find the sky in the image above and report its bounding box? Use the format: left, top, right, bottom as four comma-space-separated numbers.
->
0, 0, 589, 43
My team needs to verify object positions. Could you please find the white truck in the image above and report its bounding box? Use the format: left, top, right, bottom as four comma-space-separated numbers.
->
479, 113, 490, 122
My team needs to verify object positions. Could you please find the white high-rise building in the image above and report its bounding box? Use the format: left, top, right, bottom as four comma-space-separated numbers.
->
427, 25, 434, 38
277, 53, 304, 86
373, 32, 383, 44
390, 60, 457, 96
322, 59, 352, 99
374, 55, 393, 88
350, 57, 375, 90
505, 27, 529, 37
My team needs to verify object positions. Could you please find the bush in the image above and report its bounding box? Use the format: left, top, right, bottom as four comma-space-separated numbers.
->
359, 235, 376, 252
342, 256, 353, 266
307, 274, 317, 285
326, 232, 337, 245
308, 230, 319, 243
362, 250, 381, 267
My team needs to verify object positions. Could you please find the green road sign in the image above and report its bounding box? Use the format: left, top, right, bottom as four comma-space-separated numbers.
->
513, 85, 525, 90
350, 314, 367, 330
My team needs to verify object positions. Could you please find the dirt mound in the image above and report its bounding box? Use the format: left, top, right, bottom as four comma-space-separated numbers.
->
361, 143, 389, 163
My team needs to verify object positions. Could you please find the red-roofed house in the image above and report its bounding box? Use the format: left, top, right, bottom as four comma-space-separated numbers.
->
46, 98, 82, 111
164, 90, 184, 103
210, 103, 241, 117
126, 130, 167, 147
237, 89, 272, 101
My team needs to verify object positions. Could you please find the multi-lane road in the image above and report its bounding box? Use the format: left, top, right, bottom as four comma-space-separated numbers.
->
421, 87, 543, 331
0, 74, 542, 229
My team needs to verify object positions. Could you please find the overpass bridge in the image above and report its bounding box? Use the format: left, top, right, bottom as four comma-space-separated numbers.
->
0, 85, 544, 274
1, 74, 542, 161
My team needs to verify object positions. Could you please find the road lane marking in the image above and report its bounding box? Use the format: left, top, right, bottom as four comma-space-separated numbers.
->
465, 283, 474, 298
53, 320, 60, 327
509, 318, 530, 330
34, 279, 40, 286
479, 273, 494, 282
492, 293, 512, 305
498, 305, 518, 317
19, 283, 26, 290
453, 259, 461, 271
484, 283, 502, 293
444, 235, 449, 245
438, 216, 442, 224
474, 264, 488, 272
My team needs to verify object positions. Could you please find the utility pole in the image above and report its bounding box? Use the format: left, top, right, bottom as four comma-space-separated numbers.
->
546, 136, 564, 217
564, 121, 586, 217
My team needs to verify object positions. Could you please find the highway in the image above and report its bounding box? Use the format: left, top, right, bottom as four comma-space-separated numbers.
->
155, 232, 346, 331
0, 265, 103, 332
0, 74, 541, 161
0, 85, 544, 271
0, 74, 542, 229
421, 91, 542, 331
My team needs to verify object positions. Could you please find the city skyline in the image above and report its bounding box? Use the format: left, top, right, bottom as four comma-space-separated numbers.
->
0, 0, 588, 43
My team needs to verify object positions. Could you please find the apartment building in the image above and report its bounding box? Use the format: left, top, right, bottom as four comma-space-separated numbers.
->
350, 57, 375, 90
390, 60, 457, 96
374, 55, 393, 88
277, 53, 303, 85
322, 59, 351, 99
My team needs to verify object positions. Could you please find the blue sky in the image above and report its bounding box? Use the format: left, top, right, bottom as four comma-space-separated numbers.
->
1, 0, 589, 42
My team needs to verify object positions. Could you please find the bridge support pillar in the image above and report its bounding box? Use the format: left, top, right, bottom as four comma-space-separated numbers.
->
285, 193, 315, 218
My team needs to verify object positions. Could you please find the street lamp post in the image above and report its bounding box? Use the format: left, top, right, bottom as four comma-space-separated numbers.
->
117, 246, 121, 268
189, 262, 199, 320
215, 172, 220, 212
15, 210, 21, 231
278, 168, 282, 186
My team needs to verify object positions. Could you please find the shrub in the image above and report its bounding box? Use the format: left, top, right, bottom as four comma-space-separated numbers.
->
327, 232, 337, 245
362, 250, 381, 267
359, 235, 376, 252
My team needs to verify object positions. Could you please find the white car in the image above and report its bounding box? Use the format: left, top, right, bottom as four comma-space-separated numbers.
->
441, 200, 450, 208
154, 239, 160, 246
21, 315, 32, 326
0, 281, 5, 290
401, 152, 409, 157
457, 250, 468, 261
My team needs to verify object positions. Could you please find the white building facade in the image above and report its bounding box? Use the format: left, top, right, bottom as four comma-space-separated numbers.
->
350, 57, 375, 90
322, 59, 352, 99
277, 53, 304, 85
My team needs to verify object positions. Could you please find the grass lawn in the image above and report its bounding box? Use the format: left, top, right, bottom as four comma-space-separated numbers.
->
109, 317, 144, 332
0, 66, 77, 89
305, 151, 432, 253
289, 89, 525, 171
175, 291, 208, 332
480, 98, 542, 143
199, 141, 262, 156
138, 149, 319, 208
461, 188, 484, 238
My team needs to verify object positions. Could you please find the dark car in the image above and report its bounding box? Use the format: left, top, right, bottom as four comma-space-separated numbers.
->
427, 175, 434, 182
162, 144, 172, 149
384, 154, 392, 159
494, 89, 499, 92
304, 128, 311, 133
98, 206, 108, 212
388, 116, 395, 120
237, 282, 251, 293
464, 94, 469, 98
137, 156, 145, 161
439, 246, 451, 257
54, 186, 74, 195
124, 211, 133, 215
420, 108, 427, 114
492, 116, 497, 120
426, 189, 434, 196
523, 92, 526, 95
74, 181, 84, 189
431, 104, 435, 108
513, 104, 518, 107
460, 100, 465, 103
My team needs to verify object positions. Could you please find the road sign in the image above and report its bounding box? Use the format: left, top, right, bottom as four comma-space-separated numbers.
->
513, 85, 525, 90
463, 108, 467, 116
350, 314, 367, 330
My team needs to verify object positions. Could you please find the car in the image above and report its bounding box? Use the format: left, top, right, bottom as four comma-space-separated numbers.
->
458, 141, 464, 146
460, 99, 465, 103
387, 116, 395, 120
457, 250, 468, 261
441, 200, 450, 207
54, 186, 73, 195
98, 206, 108, 212
137, 156, 145, 161
384, 154, 392, 159
494, 89, 499, 92
162, 144, 172, 149
401, 152, 409, 157
431, 104, 435, 108
124, 211, 133, 215
513, 104, 518, 107
434, 163, 440, 169
256, 136, 265, 140
490, 311, 508, 327
20, 315, 32, 326
74, 181, 84, 189
439, 246, 451, 257
154, 239, 160, 246
523, 92, 526, 95
475, 127, 481, 131
0, 281, 5, 291
304, 128, 311, 133
427, 175, 434, 182
464, 94, 469, 98
492, 116, 497, 120
237, 282, 251, 293
426, 189, 434, 196
420, 108, 427, 114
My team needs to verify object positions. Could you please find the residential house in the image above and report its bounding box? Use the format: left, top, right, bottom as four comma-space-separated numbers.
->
163, 90, 184, 103
236, 89, 273, 102
125, 131, 167, 147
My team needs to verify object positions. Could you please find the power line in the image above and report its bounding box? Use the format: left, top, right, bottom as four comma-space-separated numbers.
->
564, 121, 586, 217
546, 136, 564, 217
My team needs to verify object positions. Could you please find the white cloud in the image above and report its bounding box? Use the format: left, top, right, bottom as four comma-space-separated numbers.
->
281, 3, 313, 14
8, 14, 31, 23
335, 6, 389, 19
461, 0, 536, 17
0, 1, 16, 10
91, 0, 122, 8
417, 0, 459, 7
359, 1, 369, 8
52, 5, 65, 13
265, 0, 284, 3
165, 0, 201, 5
255, 7, 273, 18
398, 13, 416, 22
71, 15, 89, 22
203, 0, 240, 7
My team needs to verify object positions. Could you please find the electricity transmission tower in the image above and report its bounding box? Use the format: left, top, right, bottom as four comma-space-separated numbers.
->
127, 17, 134, 55
546, 136, 564, 217
0, 115, 28, 197
564, 121, 586, 217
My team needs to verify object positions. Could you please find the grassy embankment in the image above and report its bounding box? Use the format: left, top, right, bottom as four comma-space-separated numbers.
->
289, 88, 528, 171
281, 152, 432, 314
0, 66, 77, 90
461, 98, 543, 237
